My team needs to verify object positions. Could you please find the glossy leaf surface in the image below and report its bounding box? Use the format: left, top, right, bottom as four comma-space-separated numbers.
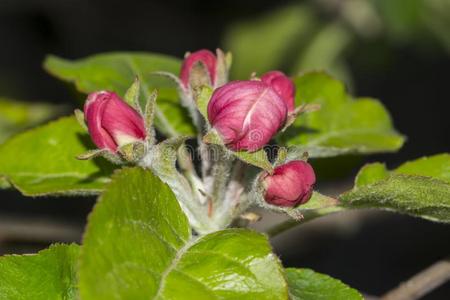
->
80, 168, 288, 300
286, 268, 362, 300
0, 117, 114, 195
0, 244, 79, 300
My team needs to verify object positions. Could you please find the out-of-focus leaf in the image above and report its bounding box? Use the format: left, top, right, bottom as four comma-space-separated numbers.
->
44, 53, 195, 137
0, 97, 61, 143
80, 168, 288, 300
0, 116, 114, 196
286, 268, 362, 300
0, 244, 79, 300
279, 72, 405, 157
423, 0, 450, 52
374, 0, 450, 52
374, 0, 425, 41
223, 5, 317, 80
293, 23, 353, 84
342, 154, 450, 223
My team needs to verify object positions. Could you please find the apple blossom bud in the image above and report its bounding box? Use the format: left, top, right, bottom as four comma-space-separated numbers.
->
262, 160, 315, 207
207, 80, 287, 151
261, 71, 295, 113
84, 91, 146, 152
180, 49, 217, 89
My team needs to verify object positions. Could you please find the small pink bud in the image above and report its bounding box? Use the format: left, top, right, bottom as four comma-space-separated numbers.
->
262, 160, 315, 207
207, 81, 287, 151
180, 49, 217, 88
84, 91, 146, 152
261, 71, 295, 113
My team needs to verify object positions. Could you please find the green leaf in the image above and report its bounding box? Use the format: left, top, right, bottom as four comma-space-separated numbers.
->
354, 162, 390, 187
395, 153, 450, 183
278, 72, 405, 157
0, 97, 61, 143
343, 175, 450, 223
355, 154, 450, 187
44, 53, 195, 137
0, 244, 79, 300
123, 77, 141, 110
196, 85, 213, 120
342, 154, 450, 223
0, 116, 114, 196
233, 149, 273, 172
80, 168, 288, 300
223, 5, 317, 79
298, 192, 339, 211
286, 268, 362, 300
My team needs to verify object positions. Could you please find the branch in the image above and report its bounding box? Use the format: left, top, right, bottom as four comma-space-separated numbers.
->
381, 257, 450, 300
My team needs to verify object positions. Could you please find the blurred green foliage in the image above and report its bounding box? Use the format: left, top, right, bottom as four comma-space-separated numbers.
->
374, 0, 450, 51
223, 5, 320, 80
0, 98, 61, 143
223, 0, 450, 85
0, 98, 62, 189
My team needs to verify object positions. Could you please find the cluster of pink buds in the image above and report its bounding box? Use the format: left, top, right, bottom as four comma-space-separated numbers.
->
188, 49, 314, 207
79, 48, 316, 218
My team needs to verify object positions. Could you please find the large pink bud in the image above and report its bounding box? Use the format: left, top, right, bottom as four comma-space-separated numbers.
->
180, 49, 217, 88
262, 160, 315, 207
207, 81, 287, 152
261, 71, 296, 113
84, 91, 146, 152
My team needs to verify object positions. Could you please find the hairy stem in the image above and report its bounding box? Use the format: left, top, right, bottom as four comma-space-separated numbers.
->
213, 161, 248, 228
200, 144, 234, 211
140, 145, 217, 234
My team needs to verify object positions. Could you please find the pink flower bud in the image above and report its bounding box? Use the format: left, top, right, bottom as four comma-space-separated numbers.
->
261, 71, 295, 113
207, 81, 287, 151
262, 160, 315, 207
84, 91, 146, 152
180, 49, 217, 88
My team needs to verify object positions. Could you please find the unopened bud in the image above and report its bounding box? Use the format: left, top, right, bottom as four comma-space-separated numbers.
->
261, 160, 315, 207
84, 91, 146, 152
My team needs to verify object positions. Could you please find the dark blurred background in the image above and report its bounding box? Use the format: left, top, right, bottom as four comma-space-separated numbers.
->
0, 0, 449, 298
